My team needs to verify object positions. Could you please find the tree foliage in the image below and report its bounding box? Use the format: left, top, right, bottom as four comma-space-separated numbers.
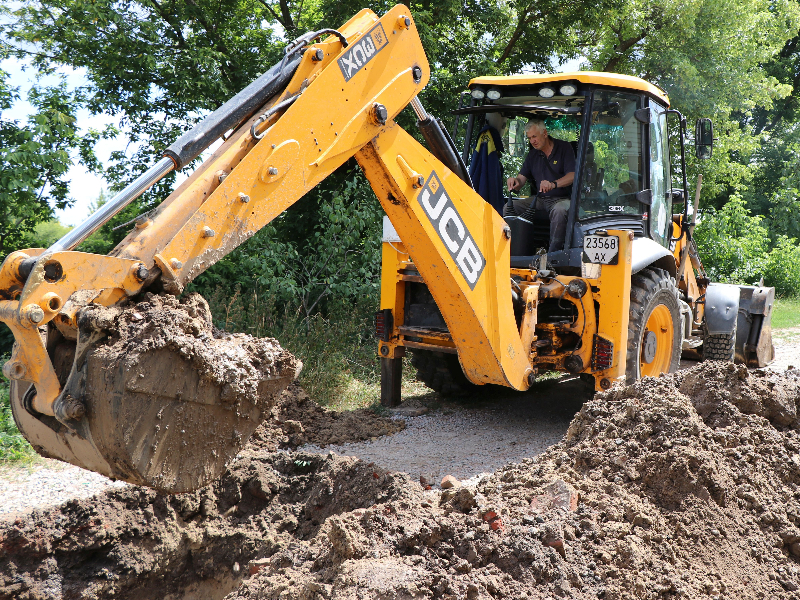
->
740, 19, 800, 241
694, 195, 800, 296
0, 67, 108, 258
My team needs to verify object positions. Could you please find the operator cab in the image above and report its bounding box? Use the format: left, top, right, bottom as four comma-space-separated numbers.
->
454, 73, 675, 275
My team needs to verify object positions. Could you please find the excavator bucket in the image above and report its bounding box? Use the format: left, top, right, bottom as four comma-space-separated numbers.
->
0, 40, 309, 493
735, 285, 775, 367
8, 294, 300, 493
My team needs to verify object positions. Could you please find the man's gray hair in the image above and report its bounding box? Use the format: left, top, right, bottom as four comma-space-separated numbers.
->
524, 119, 547, 134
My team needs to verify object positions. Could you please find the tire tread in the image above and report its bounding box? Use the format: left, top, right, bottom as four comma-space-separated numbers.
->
625, 268, 682, 383
410, 350, 476, 396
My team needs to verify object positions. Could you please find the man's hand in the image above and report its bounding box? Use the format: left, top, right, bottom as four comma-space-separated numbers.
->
539, 180, 556, 193
507, 175, 526, 192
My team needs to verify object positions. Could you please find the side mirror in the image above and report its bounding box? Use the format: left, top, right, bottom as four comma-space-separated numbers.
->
633, 108, 651, 124
695, 118, 713, 159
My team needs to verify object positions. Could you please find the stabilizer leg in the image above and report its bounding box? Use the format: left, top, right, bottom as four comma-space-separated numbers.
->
380, 357, 403, 407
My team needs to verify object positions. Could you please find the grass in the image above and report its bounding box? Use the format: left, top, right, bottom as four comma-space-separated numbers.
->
0, 375, 38, 465
773, 296, 800, 331
205, 287, 430, 412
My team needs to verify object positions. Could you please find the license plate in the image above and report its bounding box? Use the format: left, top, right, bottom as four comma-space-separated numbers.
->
582, 234, 619, 265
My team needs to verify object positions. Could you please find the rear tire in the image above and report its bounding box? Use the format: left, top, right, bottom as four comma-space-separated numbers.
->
702, 324, 736, 362
626, 268, 682, 383
410, 350, 477, 396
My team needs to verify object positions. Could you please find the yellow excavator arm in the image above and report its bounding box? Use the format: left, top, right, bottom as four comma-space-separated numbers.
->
0, 5, 538, 411
0, 5, 532, 490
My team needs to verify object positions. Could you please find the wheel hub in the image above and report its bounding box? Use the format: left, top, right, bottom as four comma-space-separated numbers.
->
642, 330, 658, 364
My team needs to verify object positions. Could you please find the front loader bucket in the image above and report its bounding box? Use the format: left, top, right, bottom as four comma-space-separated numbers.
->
735, 285, 775, 367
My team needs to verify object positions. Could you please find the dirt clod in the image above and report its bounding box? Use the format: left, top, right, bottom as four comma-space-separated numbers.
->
5, 362, 800, 599
250, 384, 406, 450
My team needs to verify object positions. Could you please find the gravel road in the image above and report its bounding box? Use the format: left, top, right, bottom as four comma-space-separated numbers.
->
2, 330, 798, 521
302, 376, 589, 486
0, 462, 128, 517
771, 326, 800, 371
0, 377, 588, 519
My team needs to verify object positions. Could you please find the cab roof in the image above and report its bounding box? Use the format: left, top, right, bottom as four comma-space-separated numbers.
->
468, 72, 670, 106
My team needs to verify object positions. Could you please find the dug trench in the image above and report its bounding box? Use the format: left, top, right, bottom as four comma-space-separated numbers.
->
5, 356, 800, 597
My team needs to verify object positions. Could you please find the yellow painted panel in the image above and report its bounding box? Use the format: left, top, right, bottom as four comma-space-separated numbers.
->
157, 5, 430, 286
593, 230, 634, 385
469, 72, 669, 105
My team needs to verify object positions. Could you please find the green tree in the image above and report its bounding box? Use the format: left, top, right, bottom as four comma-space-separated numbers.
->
582, 0, 800, 204
694, 195, 800, 296
21, 219, 72, 248
740, 17, 800, 239
4, 0, 800, 307
0, 68, 107, 259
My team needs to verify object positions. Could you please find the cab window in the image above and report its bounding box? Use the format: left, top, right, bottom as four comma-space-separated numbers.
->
580, 91, 645, 218
649, 101, 672, 247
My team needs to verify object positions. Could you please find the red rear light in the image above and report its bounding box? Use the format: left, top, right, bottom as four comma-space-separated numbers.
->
591, 335, 614, 371
375, 309, 393, 341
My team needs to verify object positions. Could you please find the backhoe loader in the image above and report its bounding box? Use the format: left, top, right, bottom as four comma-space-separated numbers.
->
0, 5, 774, 494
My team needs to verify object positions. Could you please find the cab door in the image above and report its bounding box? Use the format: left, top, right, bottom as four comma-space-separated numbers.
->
648, 100, 672, 248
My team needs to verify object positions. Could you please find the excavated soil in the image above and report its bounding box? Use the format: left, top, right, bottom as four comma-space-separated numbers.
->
4, 363, 800, 599
253, 385, 406, 451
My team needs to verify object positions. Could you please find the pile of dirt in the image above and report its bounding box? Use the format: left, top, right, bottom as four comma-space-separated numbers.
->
4, 362, 800, 600
252, 384, 406, 450
229, 362, 800, 600
0, 448, 417, 600
63, 292, 301, 492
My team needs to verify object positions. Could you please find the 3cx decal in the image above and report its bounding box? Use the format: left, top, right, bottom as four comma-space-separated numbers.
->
417, 172, 485, 290
337, 23, 389, 82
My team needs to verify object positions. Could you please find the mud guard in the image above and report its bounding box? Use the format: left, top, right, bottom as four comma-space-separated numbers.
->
735, 285, 775, 367
630, 238, 677, 278
705, 283, 740, 336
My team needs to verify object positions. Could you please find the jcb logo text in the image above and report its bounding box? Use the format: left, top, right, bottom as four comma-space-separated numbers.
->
417, 172, 485, 290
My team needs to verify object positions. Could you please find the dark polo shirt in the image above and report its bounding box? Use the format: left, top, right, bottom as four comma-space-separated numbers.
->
520, 137, 576, 198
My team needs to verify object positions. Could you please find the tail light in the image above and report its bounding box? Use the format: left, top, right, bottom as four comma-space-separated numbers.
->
375, 309, 393, 341
591, 335, 614, 371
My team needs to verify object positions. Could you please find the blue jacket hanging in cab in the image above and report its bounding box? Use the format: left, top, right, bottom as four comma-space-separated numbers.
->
468, 124, 505, 215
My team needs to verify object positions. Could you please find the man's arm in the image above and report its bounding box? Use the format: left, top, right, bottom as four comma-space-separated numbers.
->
508, 151, 535, 192
540, 140, 576, 193
539, 171, 574, 193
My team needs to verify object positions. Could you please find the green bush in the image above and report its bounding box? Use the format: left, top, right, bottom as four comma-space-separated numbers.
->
695, 195, 800, 296
764, 235, 800, 295
0, 374, 36, 464
694, 195, 770, 284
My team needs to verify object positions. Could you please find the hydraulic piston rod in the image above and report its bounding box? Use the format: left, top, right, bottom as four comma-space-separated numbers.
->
48, 157, 176, 253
